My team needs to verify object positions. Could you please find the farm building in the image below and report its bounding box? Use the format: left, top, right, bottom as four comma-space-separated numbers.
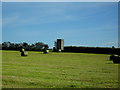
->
54, 39, 64, 51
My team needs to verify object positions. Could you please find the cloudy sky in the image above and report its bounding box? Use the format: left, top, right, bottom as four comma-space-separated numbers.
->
2, 2, 118, 48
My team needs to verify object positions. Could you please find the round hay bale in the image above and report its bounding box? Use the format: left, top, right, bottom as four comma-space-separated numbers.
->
110, 54, 119, 60
24, 52, 28, 56
110, 55, 115, 60
113, 55, 120, 64
20, 48, 25, 52
21, 52, 24, 56
21, 52, 28, 56
44, 50, 49, 54
22, 48, 25, 52
58, 49, 61, 52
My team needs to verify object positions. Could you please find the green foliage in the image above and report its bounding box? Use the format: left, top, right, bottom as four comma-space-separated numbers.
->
2, 50, 118, 88
2, 42, 49, 51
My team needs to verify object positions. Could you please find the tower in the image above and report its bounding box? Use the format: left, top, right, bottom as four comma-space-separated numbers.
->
56, 39, 64, 51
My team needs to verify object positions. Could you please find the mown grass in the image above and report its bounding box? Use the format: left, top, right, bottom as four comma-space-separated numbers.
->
2, 50, 118, 88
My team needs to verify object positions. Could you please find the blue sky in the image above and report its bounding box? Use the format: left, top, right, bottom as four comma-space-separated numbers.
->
0, 1, 1, 44
2, 2, 118, 48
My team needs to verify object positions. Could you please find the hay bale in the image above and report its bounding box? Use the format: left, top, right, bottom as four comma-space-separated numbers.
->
22, 48, 25, 52
20, 48, 25, 52
110, 54, 115, 60
24, 52, 28, 56
21, 52, 24, 56
110, 54, 120, 63
21, 52, 28, 56
110, 54, 119, 60
20, 48, 28, 56
58, 49, 61, 52
112, 55, 120, 64
44, 50, 49, 54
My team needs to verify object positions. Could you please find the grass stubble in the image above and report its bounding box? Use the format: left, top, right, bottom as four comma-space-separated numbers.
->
2, 50, 119, 88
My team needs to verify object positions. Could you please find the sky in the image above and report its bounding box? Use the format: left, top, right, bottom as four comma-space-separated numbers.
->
0, 1, 1, 44
1, 0, 120, 2
2, 2, 118, 48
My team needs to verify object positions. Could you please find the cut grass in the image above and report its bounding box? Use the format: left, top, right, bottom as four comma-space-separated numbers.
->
2, 50, 118, 88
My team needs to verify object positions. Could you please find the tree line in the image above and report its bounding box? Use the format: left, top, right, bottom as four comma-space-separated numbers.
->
1, 41, 120, 55
64, 46, 120, 55
1, 41, 49, 51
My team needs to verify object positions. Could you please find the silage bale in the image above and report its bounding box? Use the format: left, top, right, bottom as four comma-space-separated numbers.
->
22, 48, 25, 52
24, 52, 28, 56
20, 48, 25, 52
44, 50, 49, 54
112, 55, 120, 64
21, 51, 28, 56
58, 49, 61, 52
20, 48, 28, 56
21, 52, 24, 56
110, 54, 115, 60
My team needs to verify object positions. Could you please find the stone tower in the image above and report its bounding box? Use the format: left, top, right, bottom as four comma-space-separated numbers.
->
56, 39, 64, 51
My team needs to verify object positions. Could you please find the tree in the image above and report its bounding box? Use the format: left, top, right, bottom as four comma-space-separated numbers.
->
35, 42, 44, 50
2, 41, 49, 51
2, 42, 11, 49
43, 44, 49, 50
22, 42, 29, 50
23, 42, 28, 46
9, 43, 15, 50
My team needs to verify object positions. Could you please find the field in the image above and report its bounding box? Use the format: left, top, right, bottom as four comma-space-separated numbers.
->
2, 50, 118, 88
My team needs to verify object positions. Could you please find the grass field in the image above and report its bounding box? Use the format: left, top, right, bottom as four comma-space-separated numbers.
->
2, 50, 118, 88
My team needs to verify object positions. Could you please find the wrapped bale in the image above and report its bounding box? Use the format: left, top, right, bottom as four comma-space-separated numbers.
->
21, 52, 28, 56
110, 54, 115, 60
21, 52, 24, 56
58, 49, 61, 52
20, 48, 25, 52
20, 48, 28, 56
112, 55, 120, 64
24, 52, 28, 56
44, 50, 49, 54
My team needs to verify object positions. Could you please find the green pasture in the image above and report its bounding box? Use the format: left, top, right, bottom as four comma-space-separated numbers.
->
2, 50, 118, 88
